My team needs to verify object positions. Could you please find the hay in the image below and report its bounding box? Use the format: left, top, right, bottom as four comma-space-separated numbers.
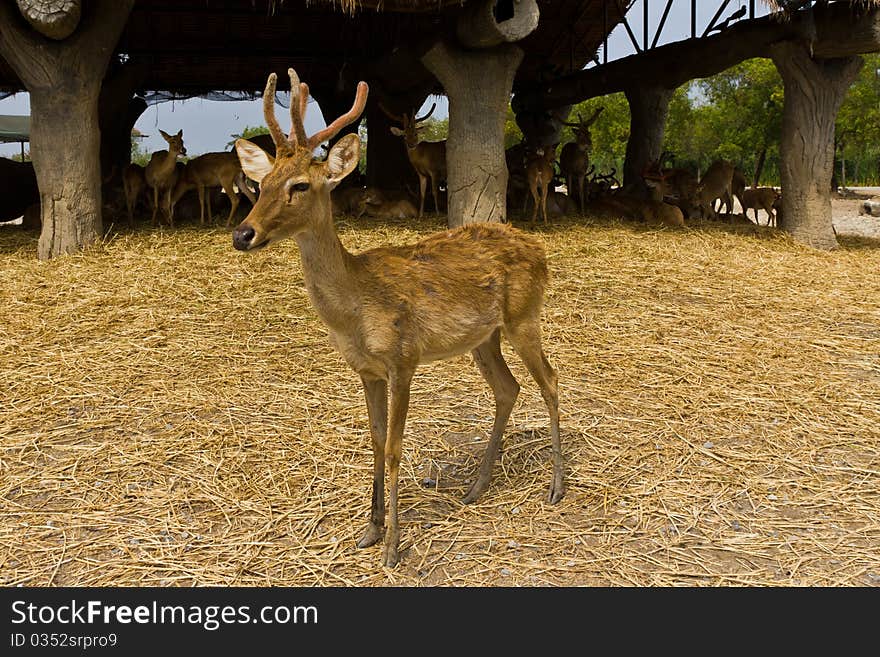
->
1, 215, 878, 587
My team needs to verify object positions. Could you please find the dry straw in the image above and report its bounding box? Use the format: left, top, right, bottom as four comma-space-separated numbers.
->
1, 212, 878, 586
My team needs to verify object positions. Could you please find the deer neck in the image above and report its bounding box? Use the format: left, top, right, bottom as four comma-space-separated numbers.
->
156, 148, 180, 178
294, 198, 359, 329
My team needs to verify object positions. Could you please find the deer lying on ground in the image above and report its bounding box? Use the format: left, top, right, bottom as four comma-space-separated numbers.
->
382, 103, 447, 219
171, 151, 258, 227
232, 68, 564, 568
642, 160, 699, 220
559, 107, 603, 214
145, 129, 187, 226
122, 163, 146, 224
741, 186, 781, 226
523, 146, 557, 223
695, 159, 735, 221
355, 187, 419, 220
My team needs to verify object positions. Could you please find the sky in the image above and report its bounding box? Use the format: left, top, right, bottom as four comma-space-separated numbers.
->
0, 1, 768, 158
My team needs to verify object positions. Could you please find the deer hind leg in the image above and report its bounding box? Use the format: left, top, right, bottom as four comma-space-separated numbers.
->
465, 328, 520, 504
504, 317, 564, 504
222, 177, 239, 227
358, 376, 388, 550
383, 367, 414, 567
530, 180, 540, 223
578, 176, 585, 215
541, 182, 549, 223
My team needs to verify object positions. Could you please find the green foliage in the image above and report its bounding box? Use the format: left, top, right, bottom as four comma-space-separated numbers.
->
226, 125, 270, 149
130, 138, 151, 167
836, 53, 880, 185
673, 58, 784, 182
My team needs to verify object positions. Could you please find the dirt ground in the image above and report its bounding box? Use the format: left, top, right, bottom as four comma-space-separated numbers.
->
829, 187, 880, 240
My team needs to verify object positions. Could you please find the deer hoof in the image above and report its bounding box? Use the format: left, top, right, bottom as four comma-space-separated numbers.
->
547, 474, 565, 505
382, 544, 400, 568
356, 523, 383, 549
462, 477, 491, 504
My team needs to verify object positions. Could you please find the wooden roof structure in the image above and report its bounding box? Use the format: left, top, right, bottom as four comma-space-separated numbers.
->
0, 0, 628, 101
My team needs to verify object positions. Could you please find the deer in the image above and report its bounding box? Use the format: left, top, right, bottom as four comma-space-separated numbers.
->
354, 187, 419, 220
694, 159, 735, 221
231, 68, 564, 568
741, 186, 781, 226
170, 151, 258, 227
381, 102, 447, 220
144, 129, 187, 226
122, 162, 146, 224
559, 107, 604, 214
523, 145, 557, 223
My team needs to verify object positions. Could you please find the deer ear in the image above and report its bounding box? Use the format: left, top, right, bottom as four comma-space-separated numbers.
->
159, 129, 171, 141
390, 126, 405, 137
235, 138, 275, 183
326, 133, 360, 187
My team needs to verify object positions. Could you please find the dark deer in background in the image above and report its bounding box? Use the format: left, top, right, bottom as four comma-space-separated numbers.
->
381, 102, 447, 219
559, 107, 603, 214
232, 68, 564, 568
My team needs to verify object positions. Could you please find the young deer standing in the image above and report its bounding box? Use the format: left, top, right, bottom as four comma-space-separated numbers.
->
232, 69, 564, 568
559, 107, 603, 214
523, 146, 557, 223
145, 129, 186, 226
381, 103, 447, 220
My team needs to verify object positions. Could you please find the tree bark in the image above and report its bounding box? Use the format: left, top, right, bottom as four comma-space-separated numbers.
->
422, 41, 522, 226
770, 42, 862, 250
16, 0, 81, 40
753, 146, 767, 188
0, 0, 134, 259
623, 85, 674, 192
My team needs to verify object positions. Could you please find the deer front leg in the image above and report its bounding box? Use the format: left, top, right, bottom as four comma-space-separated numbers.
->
383, 367, 413, 567
418, 174, 428, 220
151, 186, 160, 225
357, 375, 387, 549
430, 175, 441, 215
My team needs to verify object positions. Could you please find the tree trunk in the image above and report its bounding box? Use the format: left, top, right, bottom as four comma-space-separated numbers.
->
623, 85, 674, 192
422, 41, 523, 226
99, 61, 147, 182
771, 42, 862, 250
0, 0, 134, 260
30, 89, 103, 258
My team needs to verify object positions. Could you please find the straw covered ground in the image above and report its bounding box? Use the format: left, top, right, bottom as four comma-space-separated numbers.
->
1, 210, 878, 587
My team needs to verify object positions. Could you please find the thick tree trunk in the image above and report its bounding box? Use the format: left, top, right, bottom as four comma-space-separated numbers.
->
0, 0, 134, 259
30, 89, 103, 258
422, 41, 522, 226
623, 85, 674, 192
99, 61, 147, 181
771, 42, 862, 250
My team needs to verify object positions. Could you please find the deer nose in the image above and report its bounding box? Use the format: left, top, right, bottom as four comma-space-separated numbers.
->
232, 226, 256, 251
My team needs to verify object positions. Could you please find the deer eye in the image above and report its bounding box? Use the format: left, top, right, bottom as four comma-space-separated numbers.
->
285, 180, 310, 202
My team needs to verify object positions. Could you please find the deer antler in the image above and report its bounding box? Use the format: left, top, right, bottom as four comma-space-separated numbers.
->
262, 73, 291, 155
378, 102, 405, 124
287, 68, 309, 148
299, 81, 310, 126
306, 80, 369, 150
414, 102, 436, 124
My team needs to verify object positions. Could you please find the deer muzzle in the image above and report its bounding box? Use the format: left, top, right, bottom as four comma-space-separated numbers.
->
232, 225, 258, 251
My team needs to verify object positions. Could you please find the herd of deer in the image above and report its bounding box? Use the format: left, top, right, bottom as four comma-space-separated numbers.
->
119, 97, 780, 232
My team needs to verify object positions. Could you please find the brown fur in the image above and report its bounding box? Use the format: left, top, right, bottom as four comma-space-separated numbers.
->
144, 129, 186, 226
122, 163, 146, 224
355, 188, 419, 220
523, 147, 557, 223
695, 159, 735, 221
742, 186, 781, 226
171, 151, 257, 226
385, 104, 447, 219
558, 107, 603, 214
232, 69, 564, 568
